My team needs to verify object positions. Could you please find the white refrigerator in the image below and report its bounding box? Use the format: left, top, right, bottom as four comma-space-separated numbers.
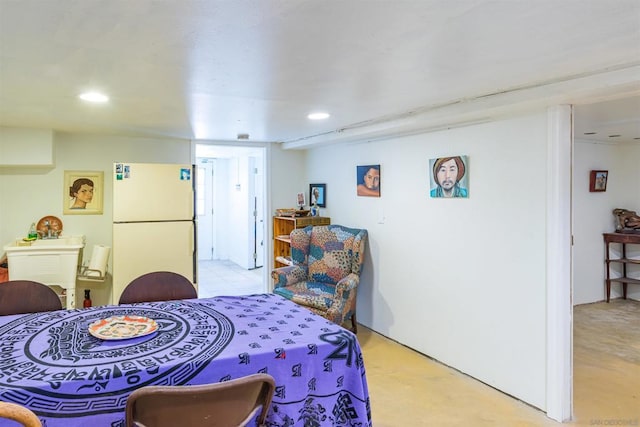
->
112, 162, 197, 303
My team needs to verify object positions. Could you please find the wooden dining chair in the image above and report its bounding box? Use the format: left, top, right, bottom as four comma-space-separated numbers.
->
0, 280, 62, 316
0, 402, 42, 427
125, 373, 276, 427
118, 271, 197, 304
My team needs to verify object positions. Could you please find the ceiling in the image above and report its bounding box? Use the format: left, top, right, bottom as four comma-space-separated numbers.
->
0, 1, 639, 147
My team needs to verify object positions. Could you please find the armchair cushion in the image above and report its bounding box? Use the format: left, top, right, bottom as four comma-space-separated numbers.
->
275, 281, 336, 311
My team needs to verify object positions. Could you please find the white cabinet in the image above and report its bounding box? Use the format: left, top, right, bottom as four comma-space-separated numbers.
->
3, 236, 86, 309
0, 128, 55, 167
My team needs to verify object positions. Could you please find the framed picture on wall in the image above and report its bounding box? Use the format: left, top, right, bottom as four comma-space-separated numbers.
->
429, 155, 469, 198
309, 183, 326, 207
63, 170, 104, 215
356, 165, 380, 197
589, 170, 608, 192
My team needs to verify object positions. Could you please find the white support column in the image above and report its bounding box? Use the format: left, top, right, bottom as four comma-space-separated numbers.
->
546, 105, 573, 422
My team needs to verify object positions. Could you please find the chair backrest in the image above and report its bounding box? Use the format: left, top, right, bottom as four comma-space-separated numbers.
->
119, 271, 197, 304
0, 402, 42, 427
0, 280, 62, 316
125, 373, 276, 427
291, 225, 368, 285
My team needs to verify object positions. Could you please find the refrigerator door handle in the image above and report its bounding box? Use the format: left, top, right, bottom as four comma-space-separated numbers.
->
192, 221, 197, 284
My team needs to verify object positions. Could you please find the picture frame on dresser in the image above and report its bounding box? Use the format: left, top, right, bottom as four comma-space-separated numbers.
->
296, 192, 305, 208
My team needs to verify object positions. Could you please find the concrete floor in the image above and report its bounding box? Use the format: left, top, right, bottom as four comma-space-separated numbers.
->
571, 299, 639, 425
362, 299, 639, 426
360, 326, 560, 426
198, 262, 639, 426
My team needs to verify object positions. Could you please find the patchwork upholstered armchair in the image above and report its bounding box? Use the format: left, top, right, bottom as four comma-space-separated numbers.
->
272, 224, 368, 333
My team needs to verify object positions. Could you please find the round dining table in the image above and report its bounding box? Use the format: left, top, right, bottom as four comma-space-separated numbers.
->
0, 293, 371, 426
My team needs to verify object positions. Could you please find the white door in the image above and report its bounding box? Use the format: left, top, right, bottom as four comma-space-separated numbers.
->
196, 159, 215, 260
195, 144, 266, 284
253, 157, 264, 268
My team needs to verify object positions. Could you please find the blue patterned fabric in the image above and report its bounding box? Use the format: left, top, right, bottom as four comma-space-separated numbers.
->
272, 225, 367, 331
0, 294, 372, 426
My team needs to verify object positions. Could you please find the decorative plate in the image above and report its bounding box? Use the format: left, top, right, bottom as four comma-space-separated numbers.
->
36, 215, 63, 237
88, 315, 158, 340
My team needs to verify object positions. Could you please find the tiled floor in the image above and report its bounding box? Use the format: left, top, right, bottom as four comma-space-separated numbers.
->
197, 259, 264, 298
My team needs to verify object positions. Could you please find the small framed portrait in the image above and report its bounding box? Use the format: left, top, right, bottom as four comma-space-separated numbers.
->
63, 170, 104, 215
296, 192, 306, 208
429, 155, 469, 198
589, 170, 608, 192
309, 184, 326, 207
357, 164, 380, 197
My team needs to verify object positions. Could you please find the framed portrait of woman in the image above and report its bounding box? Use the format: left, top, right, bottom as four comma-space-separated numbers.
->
356, 164, 381, 197
63, 170, 104, 215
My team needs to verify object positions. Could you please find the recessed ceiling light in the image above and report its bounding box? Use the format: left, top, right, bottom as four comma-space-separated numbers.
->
79, 92, 109, 103
308, 112, 330, 120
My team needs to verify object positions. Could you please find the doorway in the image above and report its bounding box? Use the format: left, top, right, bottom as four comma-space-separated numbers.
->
571, 97, 640, 421
194, 143, 267, 297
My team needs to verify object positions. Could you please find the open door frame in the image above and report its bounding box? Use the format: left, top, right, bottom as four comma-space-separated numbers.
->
192, 141, 270, 293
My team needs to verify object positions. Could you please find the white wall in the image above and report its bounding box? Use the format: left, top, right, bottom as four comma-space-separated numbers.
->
0, 127, 54, 166
269, 146, 307, 211
573, 140, 640, 304
306, 113, 549, 410
618, 144, 640, 207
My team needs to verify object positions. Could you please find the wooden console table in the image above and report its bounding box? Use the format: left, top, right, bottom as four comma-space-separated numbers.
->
603, 232, 640, 302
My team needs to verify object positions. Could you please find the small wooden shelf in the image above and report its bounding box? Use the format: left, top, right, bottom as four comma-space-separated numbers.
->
603, 232, 640, 302
273, 216, 330, 268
